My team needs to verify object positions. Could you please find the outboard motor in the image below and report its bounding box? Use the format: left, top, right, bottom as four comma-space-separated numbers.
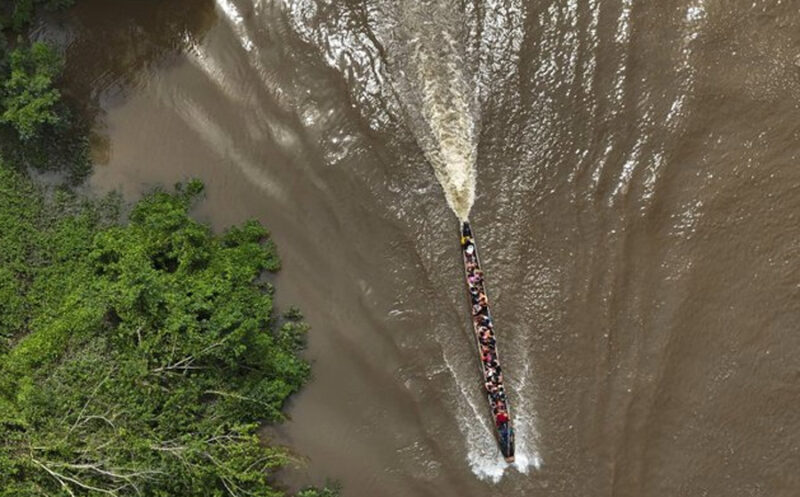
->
461, 221, 472, 238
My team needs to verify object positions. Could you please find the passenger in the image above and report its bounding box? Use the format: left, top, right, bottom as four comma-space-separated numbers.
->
471, 291, 482, 306
496, 411, 509, 425
465, 243, 475, 256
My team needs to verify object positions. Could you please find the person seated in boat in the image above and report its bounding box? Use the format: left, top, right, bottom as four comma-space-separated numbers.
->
468, 272, 481, 285
478, 293, 488, 306
472, 303, 487, 316
495, 410, 509, 426
470, 286, 480, 303
479, 315, 492, 327
465, 242, 475, 256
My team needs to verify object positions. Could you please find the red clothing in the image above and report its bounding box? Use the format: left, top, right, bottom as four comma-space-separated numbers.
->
496, 411, 509, 425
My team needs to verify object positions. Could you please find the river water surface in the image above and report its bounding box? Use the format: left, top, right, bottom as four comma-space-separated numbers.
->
41, 0, 800, 496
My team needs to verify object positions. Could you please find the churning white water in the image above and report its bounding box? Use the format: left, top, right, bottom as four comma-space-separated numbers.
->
412, 35, 478, 221
379, 1, 479, 221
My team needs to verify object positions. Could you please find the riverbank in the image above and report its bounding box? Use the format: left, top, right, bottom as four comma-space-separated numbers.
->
0, 3, 337, 496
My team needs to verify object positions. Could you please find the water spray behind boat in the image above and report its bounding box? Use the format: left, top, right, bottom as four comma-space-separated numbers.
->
379, 1, 479, 221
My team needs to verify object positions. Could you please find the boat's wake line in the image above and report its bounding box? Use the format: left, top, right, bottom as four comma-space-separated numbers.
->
413, 38, 477, 222
378, 2, 478, 222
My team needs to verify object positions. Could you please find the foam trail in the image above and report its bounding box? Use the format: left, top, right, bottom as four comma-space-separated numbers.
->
380, 2, 478, 221
414, 34, 478, 221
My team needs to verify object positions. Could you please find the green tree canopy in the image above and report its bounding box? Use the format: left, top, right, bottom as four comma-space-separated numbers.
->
0, 0, 75, 33
0, 42, 63, 141
0, 172, 317, 496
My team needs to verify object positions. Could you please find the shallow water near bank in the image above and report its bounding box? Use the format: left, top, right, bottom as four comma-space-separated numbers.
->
47, 0, 800, 495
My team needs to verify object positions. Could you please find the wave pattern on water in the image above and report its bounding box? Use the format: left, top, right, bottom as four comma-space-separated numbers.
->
76, 0, 800, 495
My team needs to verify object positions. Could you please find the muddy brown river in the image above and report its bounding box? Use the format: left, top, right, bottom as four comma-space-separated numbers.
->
39, 0, 800, 495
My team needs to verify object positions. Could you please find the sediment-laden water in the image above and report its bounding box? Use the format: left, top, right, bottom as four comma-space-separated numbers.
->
45, 0, 800, 495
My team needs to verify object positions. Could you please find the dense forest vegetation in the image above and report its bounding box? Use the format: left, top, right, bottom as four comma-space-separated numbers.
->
0, 3, 336, 496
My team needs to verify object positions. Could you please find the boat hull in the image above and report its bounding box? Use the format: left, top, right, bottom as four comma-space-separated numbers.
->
460, 221, 515, 462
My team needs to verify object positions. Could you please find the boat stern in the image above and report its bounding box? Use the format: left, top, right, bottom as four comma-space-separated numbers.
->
461, 221, 472, 239
498, 422, 515, 462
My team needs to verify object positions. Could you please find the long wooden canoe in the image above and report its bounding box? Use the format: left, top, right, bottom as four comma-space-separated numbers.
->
460, 221, 515, 462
